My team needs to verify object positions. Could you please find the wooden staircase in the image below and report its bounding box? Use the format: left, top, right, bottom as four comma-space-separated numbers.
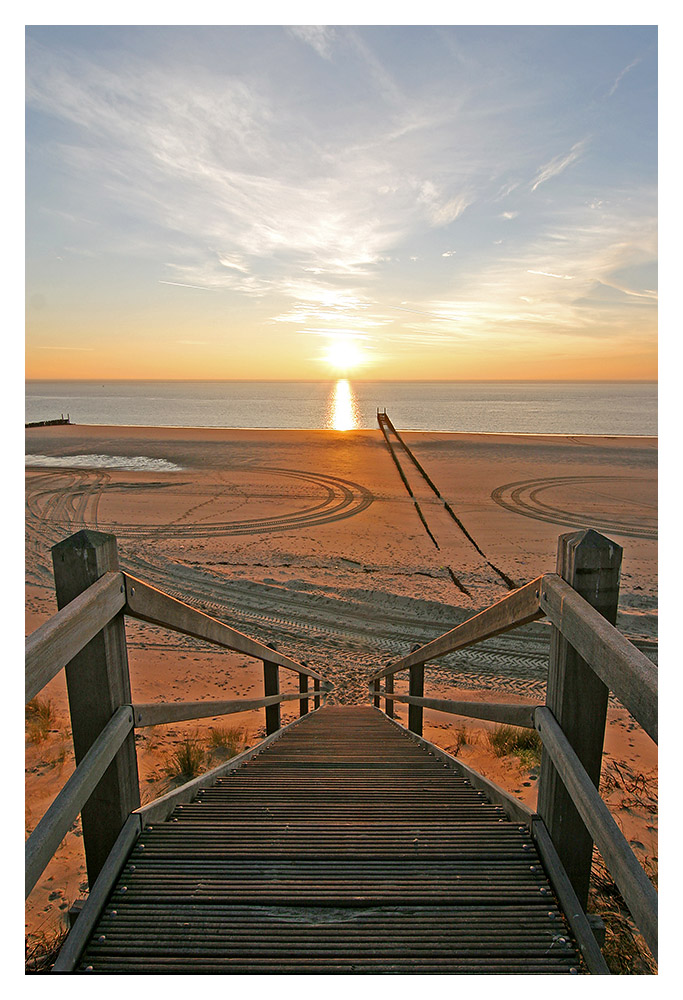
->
74, 706, 581, 974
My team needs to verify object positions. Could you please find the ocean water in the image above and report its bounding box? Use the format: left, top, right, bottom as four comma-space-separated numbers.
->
25, 380, 657, 436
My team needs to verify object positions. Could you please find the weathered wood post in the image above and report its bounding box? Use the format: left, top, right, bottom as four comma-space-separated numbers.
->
408, 658, 424, 736
299, 671, 309, 717
537, 528, 622, 909
314, 678, 320, 710
385, 673, 394, 719
51, 530, 140, 888
373, 678, 380, 708
263, 644, 280, 735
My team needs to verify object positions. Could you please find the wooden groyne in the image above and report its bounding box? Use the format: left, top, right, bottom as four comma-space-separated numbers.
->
26, 415, 70, 428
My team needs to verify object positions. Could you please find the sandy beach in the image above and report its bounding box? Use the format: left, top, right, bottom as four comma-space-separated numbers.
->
25, 423, 657, 948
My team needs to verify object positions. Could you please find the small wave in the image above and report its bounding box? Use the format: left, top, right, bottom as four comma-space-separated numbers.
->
25, 453, 184, 472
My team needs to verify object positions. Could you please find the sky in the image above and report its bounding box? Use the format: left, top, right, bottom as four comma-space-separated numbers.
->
24, 23, 658, 381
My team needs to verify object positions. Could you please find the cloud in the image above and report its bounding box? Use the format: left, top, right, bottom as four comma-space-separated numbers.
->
527, 269, 574, 280
531, 139, 587, 191
287, 26, 335, 60
607, 57, 642, 98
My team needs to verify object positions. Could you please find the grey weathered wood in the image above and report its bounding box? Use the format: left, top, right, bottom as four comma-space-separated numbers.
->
384, 672, 394, 718
535, 706, 657, 960
408, 662, 424, 736
539, 573, 657, 744
376, 690, 538, 729
25, 571, 125, 704
136, 712, 313, 825
263, 658, 280, 735
531, 818, 610, 975
123, 573, 322, 680
372, 577, 543, 680
379, 709, 535, 826
52, 814, 142, 973
51, 531, 140, 887
25, 706, 134, 899
298, 672, 309, 717
537, 529, 622, 910
133, 692, 303, 728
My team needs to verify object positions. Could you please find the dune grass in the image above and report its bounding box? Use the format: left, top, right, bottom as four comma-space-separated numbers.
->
486, 724, 542, 768
26, 697, 56, 744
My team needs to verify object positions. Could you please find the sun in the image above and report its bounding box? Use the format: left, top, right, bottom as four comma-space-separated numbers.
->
322, 337, 366, 373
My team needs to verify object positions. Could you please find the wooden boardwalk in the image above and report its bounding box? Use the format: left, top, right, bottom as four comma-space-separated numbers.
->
75, 706, 581, 974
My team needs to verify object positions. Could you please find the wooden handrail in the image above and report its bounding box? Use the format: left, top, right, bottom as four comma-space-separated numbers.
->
122, 573, 324, 681
539, 573, 658, 744
133, 691, 310, 728
374, 689, 538, 729
534, 706, 658, 960
25, 571, 126, 703
25, 705, 134, 898
370, 577, 544, 680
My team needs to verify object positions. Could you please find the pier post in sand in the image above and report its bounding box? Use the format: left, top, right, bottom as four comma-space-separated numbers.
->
51, 530, 140, 888
263, 647, 281, 734
408, 643, 424, 736
538, 528, 623, 909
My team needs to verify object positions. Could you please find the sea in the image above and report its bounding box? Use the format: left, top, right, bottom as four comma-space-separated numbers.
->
25, 380, 657, 437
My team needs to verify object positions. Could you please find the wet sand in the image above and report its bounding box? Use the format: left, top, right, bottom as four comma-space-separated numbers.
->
25, 423, 657, 944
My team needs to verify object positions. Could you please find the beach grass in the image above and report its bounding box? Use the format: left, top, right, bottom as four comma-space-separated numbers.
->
486, 724, 542, 768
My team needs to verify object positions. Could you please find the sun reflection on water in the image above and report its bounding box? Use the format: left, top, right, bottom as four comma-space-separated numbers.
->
327, 379, 360, 431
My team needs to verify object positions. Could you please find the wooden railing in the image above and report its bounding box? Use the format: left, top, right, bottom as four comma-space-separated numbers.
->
25, 529, 331, 903
369, 527, 658, 966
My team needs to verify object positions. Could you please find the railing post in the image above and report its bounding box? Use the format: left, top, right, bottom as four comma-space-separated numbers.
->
299, 671, 309, 716
314, 678, 320, 709
373, 678, 380, 708
50, 530, 139, 888
385, 673, 394, 718
263, 646, 280, 735
409, 663, 424, 736
537, 528, 622, 909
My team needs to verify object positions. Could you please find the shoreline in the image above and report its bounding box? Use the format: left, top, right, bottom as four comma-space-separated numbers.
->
26, 422, 658, 440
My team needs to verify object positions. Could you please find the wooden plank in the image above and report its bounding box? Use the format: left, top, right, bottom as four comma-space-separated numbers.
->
379, 709, 535, 827
51, 531, 140, 887
371, 577, 543, 680
135, 711, 314, 826
535, 706, 657, 960
26, 706, 134, 899
539, 573, 657, 744
52, 814, 142, 973
377, 690, 538, 729
133, 692, 303, 728
263, 658, 281, 735
531, 818, 610, 975
123, 573, 322, 680
537, 529, 621, 910
25, 571, 125, 704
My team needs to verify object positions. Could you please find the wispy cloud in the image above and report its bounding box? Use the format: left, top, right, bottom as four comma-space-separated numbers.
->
288, 26, 336, 60
531, 139, 588, 191
607, 56, 642, 98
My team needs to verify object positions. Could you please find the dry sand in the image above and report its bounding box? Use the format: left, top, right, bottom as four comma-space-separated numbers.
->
25, 423, 658, 947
